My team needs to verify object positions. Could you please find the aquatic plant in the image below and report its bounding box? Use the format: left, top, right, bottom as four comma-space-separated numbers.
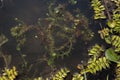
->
107, 11, 120, 33
33, 67, 84, 80
51, 67, 70, 80
83, 57, 110, 74
98, 28, 111, 44
111, 35, 120, 52
39, 2, 94, 65
10, 0, 94, 68
10, 19, 32, 51
88, 44, 104, 61
72, 73, 84, 80
90, 0, 120, 79
81, 44, 110, 74
0, 33, 11, 68
91, 0, 106, 19
0, 66, 18, 80
115, 63, 120, 80
105, 48, 120, 63
2, 0, 120, 79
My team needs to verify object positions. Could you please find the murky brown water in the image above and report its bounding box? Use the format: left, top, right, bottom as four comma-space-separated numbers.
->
0, 0, 109, 79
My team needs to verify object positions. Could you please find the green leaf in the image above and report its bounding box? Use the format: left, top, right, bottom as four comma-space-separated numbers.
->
107, 20, 116, 28
105, 48, 120, 63
105, 37, 111, 44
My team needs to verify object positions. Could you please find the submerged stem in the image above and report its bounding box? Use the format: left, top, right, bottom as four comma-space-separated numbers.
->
103, 0, 112, 20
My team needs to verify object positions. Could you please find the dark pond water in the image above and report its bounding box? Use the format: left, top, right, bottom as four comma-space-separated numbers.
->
0, 0, 114, 80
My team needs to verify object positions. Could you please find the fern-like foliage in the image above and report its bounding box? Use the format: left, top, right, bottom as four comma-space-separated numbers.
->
90, 0, 120, 79
111, 0, 120, 7
112, 13, 120, 33
0, 66, 18, 80
107, 0, 120, 33
98, 28, 110, 39
52, 68, 70, 80
98, 28, 111, 44
82, 57, 110, 74
86, 44, 109, 74
115, 63, 120, 80
88, 44, 104, 61
107, 14, 120, 33
91, 0, 106, 19
72, 73, 84, 80
111, 35, 120, 52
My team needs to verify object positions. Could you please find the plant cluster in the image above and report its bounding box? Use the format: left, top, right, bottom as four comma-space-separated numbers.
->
10, 0, 94, 67
52, 68, 70, 80
0, 66, 18, 80
1, 0, 94, 79
91, 0, 106, 19
115, 63, 120, 80
47, 0, 120, 79
72, 73, 84, 80
90, 0, 120, 79
0, 0, 120, 80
